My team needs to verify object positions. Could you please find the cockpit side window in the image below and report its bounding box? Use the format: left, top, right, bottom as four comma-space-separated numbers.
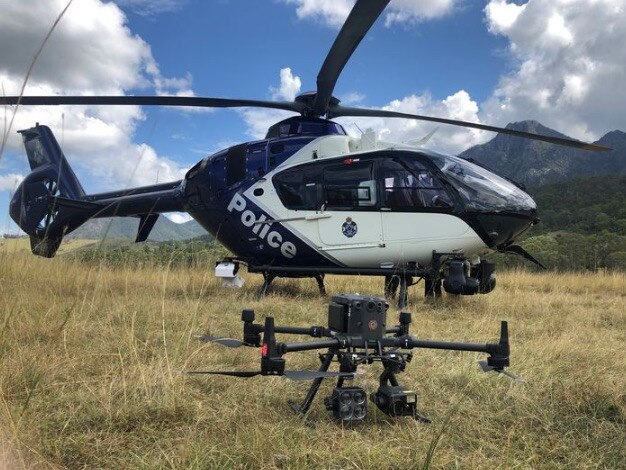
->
429, 154, 536, 212
381, 158, 453, 210
273, 166, 322, 210
323, 160, 377, 210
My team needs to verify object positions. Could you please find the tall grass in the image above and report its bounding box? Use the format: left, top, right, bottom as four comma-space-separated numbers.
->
0, 239, 624, 468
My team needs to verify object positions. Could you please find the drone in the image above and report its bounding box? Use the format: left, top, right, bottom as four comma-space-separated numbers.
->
186, 293, 520, 423
2, 0, 608, 306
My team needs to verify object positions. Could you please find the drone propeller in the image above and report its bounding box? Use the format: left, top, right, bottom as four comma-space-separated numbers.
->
193, 334, 245, 348
478, 360, 525, 383
185, 370, 262, 378
183, 369, 354, 381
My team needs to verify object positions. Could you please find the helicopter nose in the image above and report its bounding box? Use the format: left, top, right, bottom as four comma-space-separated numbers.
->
473, 210, 538, 248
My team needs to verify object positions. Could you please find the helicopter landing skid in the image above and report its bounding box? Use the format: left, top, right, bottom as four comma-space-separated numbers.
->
258, 272, 326, 298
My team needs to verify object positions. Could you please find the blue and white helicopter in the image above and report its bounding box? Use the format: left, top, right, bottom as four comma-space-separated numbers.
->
3, 0, 607, 306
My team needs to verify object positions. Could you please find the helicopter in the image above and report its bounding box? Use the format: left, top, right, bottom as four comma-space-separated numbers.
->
2, 0, 609, 307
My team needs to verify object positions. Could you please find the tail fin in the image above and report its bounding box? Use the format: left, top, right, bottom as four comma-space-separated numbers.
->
10, 124, 185, 258
21, 124, 85, 198
9, 124, 94, 257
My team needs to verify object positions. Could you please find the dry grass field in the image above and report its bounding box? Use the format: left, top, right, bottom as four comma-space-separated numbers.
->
0, 239, 624, 469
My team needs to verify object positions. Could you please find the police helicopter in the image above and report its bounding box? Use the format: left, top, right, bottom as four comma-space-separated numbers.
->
2, 0, 608, 307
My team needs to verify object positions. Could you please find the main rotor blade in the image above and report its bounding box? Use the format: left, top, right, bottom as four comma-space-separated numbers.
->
0, 95, 305, 113
310, 0, 391, 116
329, 105, 611, 151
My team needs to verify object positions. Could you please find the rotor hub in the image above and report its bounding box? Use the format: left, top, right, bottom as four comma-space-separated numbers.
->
295, 92, 340, 116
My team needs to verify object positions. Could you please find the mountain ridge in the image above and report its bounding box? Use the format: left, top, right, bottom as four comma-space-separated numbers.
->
458, 120, 626, 187
66, 216, 206, 242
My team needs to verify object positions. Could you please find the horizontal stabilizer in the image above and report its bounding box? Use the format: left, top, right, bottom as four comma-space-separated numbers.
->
136, 213, 159, 243
52, 196, 101, 210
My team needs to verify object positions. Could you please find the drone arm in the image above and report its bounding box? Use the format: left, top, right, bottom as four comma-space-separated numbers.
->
386, 312, 412, 336
391, 321, 510, 367
260, 317, 285, 375
274, 326, 333, 338
397, 337, 494, 353
280, 338, 343, 354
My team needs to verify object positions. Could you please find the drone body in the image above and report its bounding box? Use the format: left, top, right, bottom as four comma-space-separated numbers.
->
3, 0, 606, 303
190, 293, 519, 423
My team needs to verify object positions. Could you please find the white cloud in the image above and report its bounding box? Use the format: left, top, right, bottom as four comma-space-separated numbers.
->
243, 67, 486, 153
0, 0, 151, 92
484, 0, 526, 34
483, 0, 626, 140
240, 68, 300, 139
114, 0, 188, 16
339, 91, 365, 105
281, 0, 354, 28
0, 0, 191, 191
270, 68, 302, 101
280, 0, 457, 28
384, 0, 456, 26
336, 90, 488, 154
0, 173, 24, 192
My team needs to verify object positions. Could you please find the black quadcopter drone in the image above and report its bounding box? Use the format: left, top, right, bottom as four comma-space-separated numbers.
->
187, 294, 520, 423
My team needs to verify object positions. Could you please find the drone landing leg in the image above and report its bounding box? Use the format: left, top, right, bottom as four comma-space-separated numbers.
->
384, 275, 399, 299
424, 276, 442, 298
289, 349, 336, 416
314, 274, 326, 296
425, 253, 443, 299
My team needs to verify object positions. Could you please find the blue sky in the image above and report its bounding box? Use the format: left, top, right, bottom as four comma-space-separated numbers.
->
1, 0, 625, 232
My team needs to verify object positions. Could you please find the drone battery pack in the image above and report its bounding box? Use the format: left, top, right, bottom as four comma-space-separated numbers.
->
328, 294, 387, 340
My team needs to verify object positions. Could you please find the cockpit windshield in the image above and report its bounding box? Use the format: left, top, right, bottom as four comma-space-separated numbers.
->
429, 154, 536, 212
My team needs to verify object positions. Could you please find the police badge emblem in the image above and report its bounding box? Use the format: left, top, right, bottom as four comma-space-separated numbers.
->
341, 217, 358, 238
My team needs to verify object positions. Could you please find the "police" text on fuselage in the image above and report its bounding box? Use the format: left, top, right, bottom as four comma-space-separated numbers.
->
227, 193, 297, 259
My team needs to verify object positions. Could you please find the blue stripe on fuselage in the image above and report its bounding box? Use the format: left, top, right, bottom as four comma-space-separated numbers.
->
184, 181, 339, 268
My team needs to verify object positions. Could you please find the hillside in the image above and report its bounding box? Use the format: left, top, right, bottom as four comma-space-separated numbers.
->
65, 216, 206, 242
529, 175, 626, 235
489, 175, 626, 271
459, 121, 626, 187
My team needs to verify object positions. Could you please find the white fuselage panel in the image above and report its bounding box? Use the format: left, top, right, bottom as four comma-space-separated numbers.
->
242, 135, 492, 268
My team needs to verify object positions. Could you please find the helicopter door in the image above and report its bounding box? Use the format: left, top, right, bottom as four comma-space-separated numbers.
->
379, 158, 467, 245
316, 160, 383, 249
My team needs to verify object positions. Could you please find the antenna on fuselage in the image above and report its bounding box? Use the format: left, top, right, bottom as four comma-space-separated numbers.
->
404, 126, 439, 147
